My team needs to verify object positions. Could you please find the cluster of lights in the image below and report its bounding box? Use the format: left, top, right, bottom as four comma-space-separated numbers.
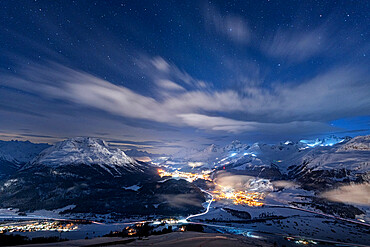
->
285, 237, 318, 245
0, 221, 78, 233
152, 218, 183, 225
124, 226, 137, 236
211, 188, 264, 206
158, 167, 266, 206
157, 169, 212, 182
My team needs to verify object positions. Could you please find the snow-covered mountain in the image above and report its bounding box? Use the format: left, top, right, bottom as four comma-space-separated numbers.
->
0, 140, 50, 178
165, 139, 307, 173
338, 135, 370, 151
0, 140, 50, 164
215, 136, 369, 188
223, 140, 250, 152
214, 141, 312, 179
166, 140, 251, 171
299, 135, 349, 148
289, 135, 370, 190
0, 137, 206, 216
159, 135, 369, 186
27, 137, 144, 175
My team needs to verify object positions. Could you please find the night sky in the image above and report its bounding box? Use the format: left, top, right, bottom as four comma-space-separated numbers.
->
0, 0, 369, 153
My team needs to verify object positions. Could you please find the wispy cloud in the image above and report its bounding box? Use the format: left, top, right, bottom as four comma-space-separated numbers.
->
137, 55, 209, 91
203, 5, 251, 45
177, 114, 255, 133
1, 58, 369, 135
262, 27, 327, 62
156, 79, 186, 91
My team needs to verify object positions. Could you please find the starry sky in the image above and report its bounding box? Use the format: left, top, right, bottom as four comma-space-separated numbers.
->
0, 0, 369, 153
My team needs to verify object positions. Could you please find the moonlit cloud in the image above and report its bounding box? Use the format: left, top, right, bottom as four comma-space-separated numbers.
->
262, 27, 327, 62
156, 79, 185, 91
272, 180, 298, 189
213, 171, 273, 192
151, 57, 170, 72
137, 55, 210, 90
214, 172, 255, 191
177, 114, 255, 133
321, 183, 370, 206
2, 59, 369, 136
204, 5, 251, 44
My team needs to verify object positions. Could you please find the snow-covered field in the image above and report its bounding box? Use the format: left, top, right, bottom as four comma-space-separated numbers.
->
188, 200, 370, 246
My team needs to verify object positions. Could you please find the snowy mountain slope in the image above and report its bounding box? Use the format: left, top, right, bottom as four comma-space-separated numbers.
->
182, 141, 308, 173
165, 140, 251, 171
27, 137, 145, 175
218, 136, 368, 188
162, 135, 367, 184
171, 140, 249, 162
337, 135, 370, 151
163, 138, 348, 174
171, 144, 219, 162
237, 142, 309, 172
123, 149, 164, 159
299, 135, 348, 148
223, 140, 250, 153
0, 137, 207, 216
289, 135, 370, 190
292, 135, 369, 173
0, 140, 50, 164
0, 140, 50, 178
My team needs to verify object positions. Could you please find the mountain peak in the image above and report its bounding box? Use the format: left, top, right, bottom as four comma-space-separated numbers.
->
0, 140, 50, 164
203, 144, 219, 153
299, 135, 347, 148
30, 137, 139, 169
224, 140, 249, 152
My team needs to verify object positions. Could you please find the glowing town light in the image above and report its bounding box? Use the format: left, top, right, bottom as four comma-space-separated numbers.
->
157, 168, 212, 182
225, 192, 234, 198
212, 186, 265, 206
158, 168, 265, 206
